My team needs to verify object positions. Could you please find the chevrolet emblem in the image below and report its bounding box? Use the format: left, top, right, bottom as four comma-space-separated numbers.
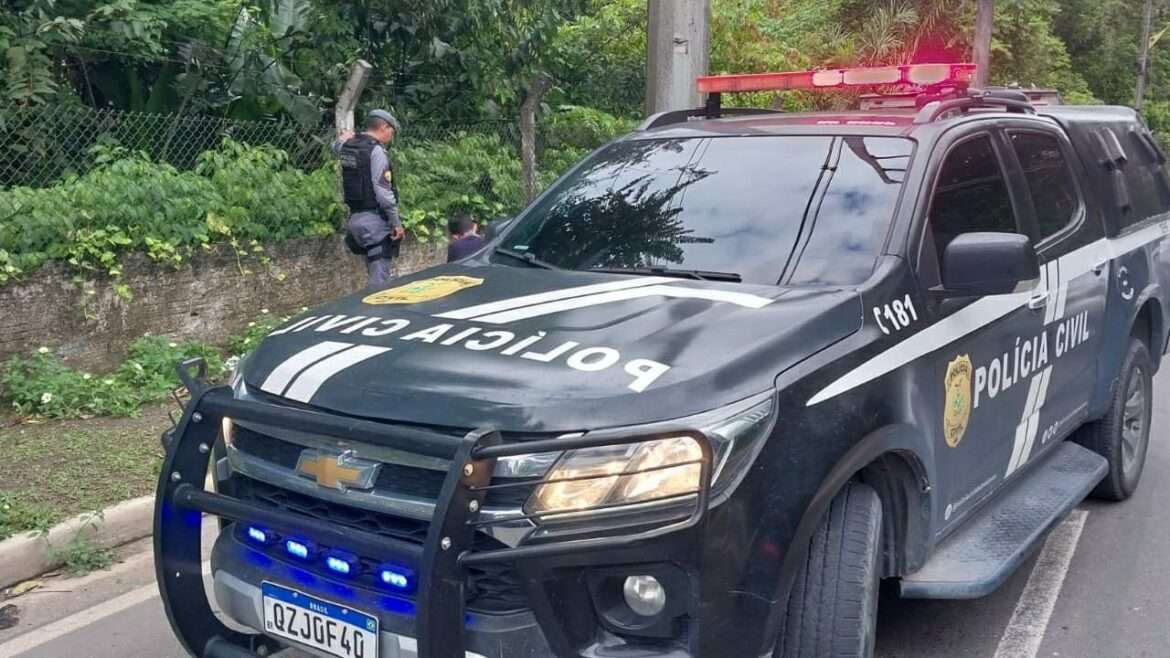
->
295, 449, 380, 491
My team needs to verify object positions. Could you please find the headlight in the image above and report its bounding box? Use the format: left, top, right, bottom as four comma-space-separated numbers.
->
527, 436, 704, 517
525, 393, 775, 519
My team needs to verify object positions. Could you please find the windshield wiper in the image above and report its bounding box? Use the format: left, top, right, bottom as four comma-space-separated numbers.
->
494, 247, 559, 270
585, 266, 742, 283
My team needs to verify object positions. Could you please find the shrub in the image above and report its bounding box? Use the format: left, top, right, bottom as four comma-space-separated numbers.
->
1, 351, 141, 418
0, 139, 343, 282
0, 106, 630, 281
1, 337, 224, 419
114, 336, 225, 401
541, 105, 635, 152
395, 131, 523, 239
227, 309, 288, 356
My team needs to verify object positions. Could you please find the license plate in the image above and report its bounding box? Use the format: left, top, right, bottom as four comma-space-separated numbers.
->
261, 582, 378, 658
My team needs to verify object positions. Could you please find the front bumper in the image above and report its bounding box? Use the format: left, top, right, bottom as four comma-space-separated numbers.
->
154, 370, 714, 658
210, 534, 549, 657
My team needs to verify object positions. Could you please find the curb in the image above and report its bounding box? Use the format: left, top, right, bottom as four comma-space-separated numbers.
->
0, 495, 155, 590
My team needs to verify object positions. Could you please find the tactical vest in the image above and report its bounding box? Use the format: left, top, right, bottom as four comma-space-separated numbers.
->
339, 134, 381, 212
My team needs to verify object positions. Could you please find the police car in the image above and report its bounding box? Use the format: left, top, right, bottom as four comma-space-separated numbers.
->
155, 63, 1170, 658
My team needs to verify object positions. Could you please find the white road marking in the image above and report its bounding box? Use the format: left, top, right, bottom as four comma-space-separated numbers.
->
0, 562, 212, 658
993, 510, 1089, 658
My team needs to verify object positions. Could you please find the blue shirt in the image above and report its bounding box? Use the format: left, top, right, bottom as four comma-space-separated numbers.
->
447, 234, 486, 262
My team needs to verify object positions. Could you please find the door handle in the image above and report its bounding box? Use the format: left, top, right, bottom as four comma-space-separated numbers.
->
1028, 291, 1050, 310
1091, 258, 1108, 275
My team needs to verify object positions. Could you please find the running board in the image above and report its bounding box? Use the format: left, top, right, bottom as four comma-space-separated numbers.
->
899, 441, 1106, 599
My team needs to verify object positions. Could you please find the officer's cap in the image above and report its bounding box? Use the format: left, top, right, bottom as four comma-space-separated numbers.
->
366, 109, 401, 133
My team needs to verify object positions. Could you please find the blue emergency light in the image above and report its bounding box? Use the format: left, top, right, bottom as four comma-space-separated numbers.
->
325, 551, 358, 577
246, 525, 273, 545
378, 564, 415, 591
284, 538, 313, 560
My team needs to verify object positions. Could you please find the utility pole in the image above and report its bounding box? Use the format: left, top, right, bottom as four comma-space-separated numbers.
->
1136, 0, 1155, 110
646, 0, 710, 115
973, 0, 995, 88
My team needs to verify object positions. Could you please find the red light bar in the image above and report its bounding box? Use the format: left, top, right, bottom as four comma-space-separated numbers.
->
697, 63, 976, 94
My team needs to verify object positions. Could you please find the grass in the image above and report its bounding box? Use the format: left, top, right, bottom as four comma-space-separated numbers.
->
49, 533, 115, 576
0, 493, 57, 538
0, 403, 172, 540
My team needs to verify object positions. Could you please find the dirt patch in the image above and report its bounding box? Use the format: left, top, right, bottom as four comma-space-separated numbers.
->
0, 404, 173, 539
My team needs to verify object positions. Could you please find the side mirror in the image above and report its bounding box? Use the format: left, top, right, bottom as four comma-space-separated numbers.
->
942, 232, 1039, 296
484, 216, 515, 242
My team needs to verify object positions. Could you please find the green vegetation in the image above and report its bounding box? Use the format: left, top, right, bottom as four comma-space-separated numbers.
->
0, 110, 632, 282
5, 1, 1170, 127
0, 140, 339, 282
50, 535, 115, 576
0, 404, 171, 540
2, 336, 225, 419
6, 1, 1170, 279
0, 492, 57, 539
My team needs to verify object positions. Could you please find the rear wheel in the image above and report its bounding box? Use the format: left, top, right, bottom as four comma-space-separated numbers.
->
1075, 337, 1153, 501
775, 482, 882, 658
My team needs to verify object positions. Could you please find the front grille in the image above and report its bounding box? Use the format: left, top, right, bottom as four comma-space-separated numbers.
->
232, 476, 529, 613
233, 425, 536, 508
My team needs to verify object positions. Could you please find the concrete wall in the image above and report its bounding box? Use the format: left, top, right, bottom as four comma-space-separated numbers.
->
0, 236, 445, 371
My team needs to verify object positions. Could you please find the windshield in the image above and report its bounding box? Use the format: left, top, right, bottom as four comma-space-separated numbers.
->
496, 135, 913, 286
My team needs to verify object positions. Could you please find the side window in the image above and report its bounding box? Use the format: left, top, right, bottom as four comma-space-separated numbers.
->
928, 135, 1019, 259
1009, 132, 1081, 240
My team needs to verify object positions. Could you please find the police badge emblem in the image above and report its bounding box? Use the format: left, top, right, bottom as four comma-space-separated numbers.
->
362, 276, 483, 305
943, 355, 973, 448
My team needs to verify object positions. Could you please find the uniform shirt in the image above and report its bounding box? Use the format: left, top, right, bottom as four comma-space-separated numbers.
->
447, 234, 486, 262
367, 145, 401, 229
332, 136, 401, 229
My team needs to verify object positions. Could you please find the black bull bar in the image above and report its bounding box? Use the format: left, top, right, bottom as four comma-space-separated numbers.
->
154, 365, 714, 658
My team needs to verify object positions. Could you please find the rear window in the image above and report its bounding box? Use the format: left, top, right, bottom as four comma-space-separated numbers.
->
1009, 132, 1081, 240
497, 135, 912, 286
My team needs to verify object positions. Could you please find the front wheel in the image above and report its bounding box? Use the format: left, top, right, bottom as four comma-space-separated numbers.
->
775, 482, 883, 658
1075, 336, 1154, 501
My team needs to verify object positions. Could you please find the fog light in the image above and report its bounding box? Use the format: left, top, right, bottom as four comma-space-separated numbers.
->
284, 538, 313, 560
623, 575, 666, 617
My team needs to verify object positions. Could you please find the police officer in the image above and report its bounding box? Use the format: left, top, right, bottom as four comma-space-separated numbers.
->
334, 109, 405, 286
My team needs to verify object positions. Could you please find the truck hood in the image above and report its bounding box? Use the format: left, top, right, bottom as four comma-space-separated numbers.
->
243, 264, 862, 432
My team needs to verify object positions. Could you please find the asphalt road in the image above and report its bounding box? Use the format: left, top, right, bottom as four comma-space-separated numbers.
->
1, 368, 1167, 658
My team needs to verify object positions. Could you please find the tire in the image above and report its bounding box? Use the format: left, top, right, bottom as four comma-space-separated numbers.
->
775, 482, 883, 658
1074, 337, 1154, 501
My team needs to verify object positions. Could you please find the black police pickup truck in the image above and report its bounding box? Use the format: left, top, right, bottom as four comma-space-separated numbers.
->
155, 63, 1170, 658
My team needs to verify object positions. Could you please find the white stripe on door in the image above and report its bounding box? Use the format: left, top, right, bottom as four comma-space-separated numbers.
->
806, 224, 1166, 408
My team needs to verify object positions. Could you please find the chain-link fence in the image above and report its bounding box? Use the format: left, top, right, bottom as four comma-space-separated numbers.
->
0, 105, 521, 191
0, 106, 333, 189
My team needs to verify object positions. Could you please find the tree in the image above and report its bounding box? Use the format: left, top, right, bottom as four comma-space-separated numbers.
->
974, 0, 994, 87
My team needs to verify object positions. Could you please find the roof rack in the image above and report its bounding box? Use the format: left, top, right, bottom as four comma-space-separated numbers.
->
914, 88, 1036, 123
639, 106, 783, 131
